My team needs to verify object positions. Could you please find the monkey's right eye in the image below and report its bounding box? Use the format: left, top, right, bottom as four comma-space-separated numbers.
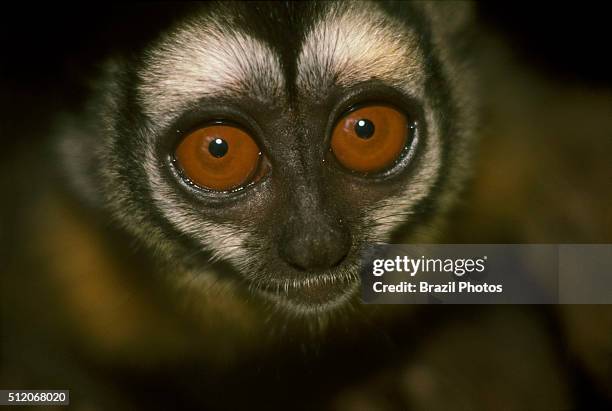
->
174, 124, 269, 191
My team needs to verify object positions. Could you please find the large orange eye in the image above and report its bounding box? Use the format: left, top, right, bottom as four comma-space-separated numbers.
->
174, 124, 267, 191
330, 105, 410, 173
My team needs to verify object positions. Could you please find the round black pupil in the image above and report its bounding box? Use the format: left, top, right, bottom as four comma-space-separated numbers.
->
209, 138, 229, 158
354, 118, 375, 139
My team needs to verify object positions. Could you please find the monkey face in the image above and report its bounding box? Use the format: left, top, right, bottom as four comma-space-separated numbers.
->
157, 89, 423, 312
71, 1, 475, 314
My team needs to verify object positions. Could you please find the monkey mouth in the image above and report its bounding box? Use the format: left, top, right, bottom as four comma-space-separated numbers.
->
250, 273, 360, 313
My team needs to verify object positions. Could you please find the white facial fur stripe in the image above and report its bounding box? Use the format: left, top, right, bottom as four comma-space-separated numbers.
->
297, 2, 425, 100
139, 15, 285, 129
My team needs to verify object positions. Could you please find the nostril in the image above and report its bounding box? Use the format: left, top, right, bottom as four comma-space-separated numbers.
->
326, 245, 350, 268
327, 250, 349, 270
283, 247, 349, 272
279, 229, 351, 272
284, 258, 310, 272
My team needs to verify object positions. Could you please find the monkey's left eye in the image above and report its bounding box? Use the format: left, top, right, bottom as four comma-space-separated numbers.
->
174, 124, 269, 191
330, 105, 412, 173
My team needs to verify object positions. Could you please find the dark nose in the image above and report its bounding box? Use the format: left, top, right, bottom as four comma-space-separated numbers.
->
279, 218, 351, 271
